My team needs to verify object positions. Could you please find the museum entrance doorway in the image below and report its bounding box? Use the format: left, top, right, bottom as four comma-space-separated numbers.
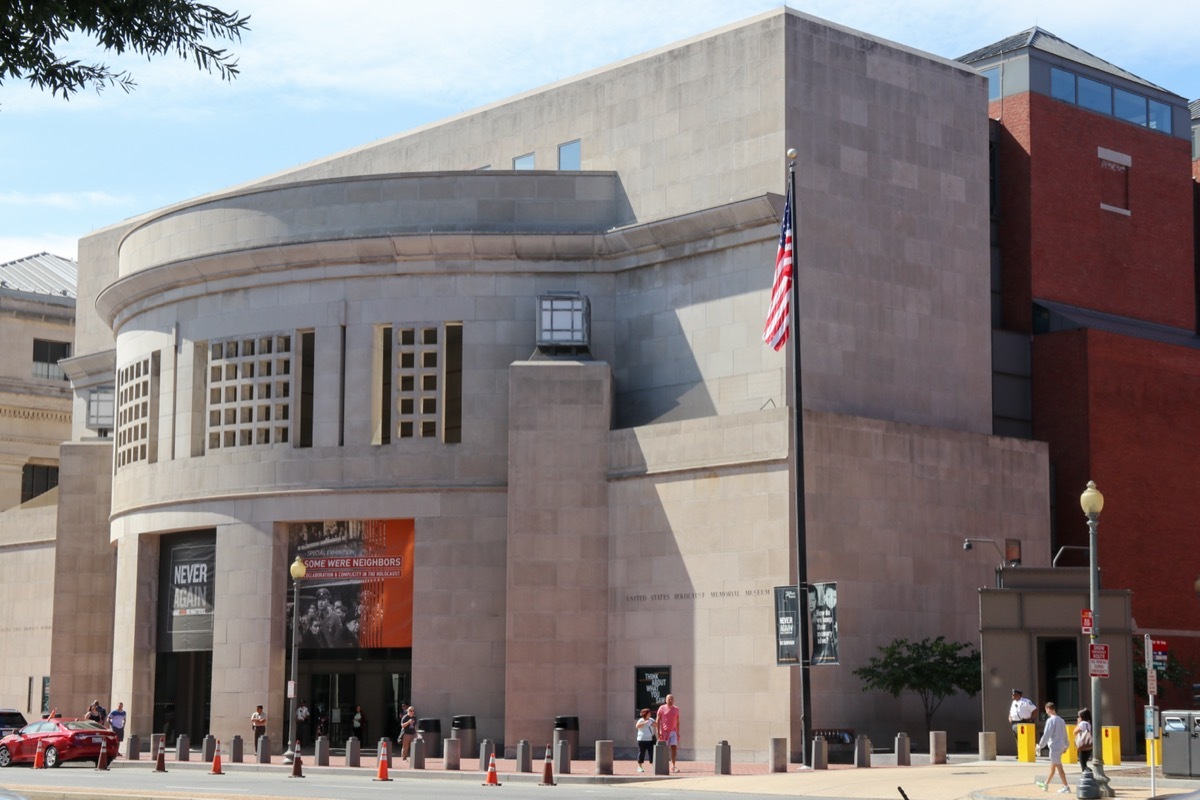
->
289, 649, 410, 749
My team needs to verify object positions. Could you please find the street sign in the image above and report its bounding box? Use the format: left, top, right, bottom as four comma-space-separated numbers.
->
1090, 643, 1110, 678
1148, 669, 1158, 696
1153, 638, 1168, 671
1082, 609, 1094, 635
1146, 706, 1159, 740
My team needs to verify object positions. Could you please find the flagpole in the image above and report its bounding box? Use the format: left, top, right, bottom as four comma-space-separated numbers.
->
785, 147, 814, 768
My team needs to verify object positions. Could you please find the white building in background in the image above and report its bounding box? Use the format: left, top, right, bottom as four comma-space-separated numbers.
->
16, 9, 1053, 761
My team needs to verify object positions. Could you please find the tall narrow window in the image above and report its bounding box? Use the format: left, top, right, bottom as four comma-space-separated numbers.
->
116, 351, 161, 468
443, 323, 463, 444
557, 140, 581, 170
1098, 147, 1131, 215
372, 325, 392, 445
32, 339, 71, 381
298, 331, 315, 448
21, 464, 58, 503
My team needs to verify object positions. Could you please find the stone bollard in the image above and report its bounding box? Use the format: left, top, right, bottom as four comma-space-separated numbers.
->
770, 737, 788, 772
176, 734, 190, 761
255, 734, 270, 764
347, 736, 360, 767
444, 736, 461, 770
126, 733, 141, 760
517, 739, 532, 772
412, 736, 425, 769
230, 735, 243, 763
653, 741, 669, 775
715, 740, 731, 774
315, 735, 330, 767
854, 734, 871, 767
595, 740, 614, 775
978, 731, 997, 761
150, 733, 164, 761
895, 732, 910, 766
929, 731, 947, 765
479, 739, 495, 769
811, 735, 828, 769
554, 737, 571, 775
202, 734, 216, 762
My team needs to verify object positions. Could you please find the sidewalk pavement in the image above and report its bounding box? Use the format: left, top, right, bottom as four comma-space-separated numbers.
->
8, 750, 1199, 800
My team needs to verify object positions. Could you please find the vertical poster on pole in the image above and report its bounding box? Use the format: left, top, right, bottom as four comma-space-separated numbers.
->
774, 586, 800, 665
809, 581, 839, 665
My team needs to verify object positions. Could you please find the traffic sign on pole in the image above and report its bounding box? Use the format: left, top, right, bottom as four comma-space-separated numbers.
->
1082, 609, 1094, 635
1089, 643, 1110, 678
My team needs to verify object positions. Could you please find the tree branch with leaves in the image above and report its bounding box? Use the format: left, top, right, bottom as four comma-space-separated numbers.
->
852, 636, 982, 738
0, 0, 250, 101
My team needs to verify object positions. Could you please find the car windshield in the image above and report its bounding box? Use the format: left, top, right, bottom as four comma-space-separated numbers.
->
64, 721, 105, 731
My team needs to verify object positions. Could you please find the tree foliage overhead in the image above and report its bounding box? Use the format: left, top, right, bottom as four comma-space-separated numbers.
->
0, 0, 250, 99
852, 636, 981, 737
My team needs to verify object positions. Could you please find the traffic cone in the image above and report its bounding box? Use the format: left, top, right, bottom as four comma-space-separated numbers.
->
373, 741, 392, 782
95, 741, 109, 771
210, 740, 224, 775
539, 743, 556, 786
33, 740, 45, 770
154, 744, 167, 773
483, 753, 501, 786
290, 741, 305, 778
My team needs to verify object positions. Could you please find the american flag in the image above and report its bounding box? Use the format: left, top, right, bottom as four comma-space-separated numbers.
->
762, 180, 793, 351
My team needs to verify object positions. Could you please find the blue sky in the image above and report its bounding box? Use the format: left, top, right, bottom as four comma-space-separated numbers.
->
1, 0, 1197, 265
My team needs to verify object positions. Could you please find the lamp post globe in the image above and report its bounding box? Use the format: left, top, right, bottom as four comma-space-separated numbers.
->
1080, 481, 1112, 797
284, 556, 306, 762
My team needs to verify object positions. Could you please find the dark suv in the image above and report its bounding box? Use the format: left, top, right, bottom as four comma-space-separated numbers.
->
0, 711, 26, 738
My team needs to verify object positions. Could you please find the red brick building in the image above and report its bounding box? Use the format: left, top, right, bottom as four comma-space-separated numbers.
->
963, 30, 1200, 711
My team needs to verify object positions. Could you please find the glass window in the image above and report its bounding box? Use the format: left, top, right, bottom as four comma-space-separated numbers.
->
1114, 89, 1147, 126
86, 386, 115, 432
513, 153, 535, 170
32, 339, 71, 380
1077, 76, 1111, 115
1148, 100, 1173, 134
558, 139, 581, 170
981, 67, 1001, 102
1050, 67, 1075, 104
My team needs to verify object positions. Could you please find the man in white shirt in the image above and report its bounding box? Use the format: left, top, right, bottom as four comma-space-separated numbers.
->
1009, 689, 1037, 739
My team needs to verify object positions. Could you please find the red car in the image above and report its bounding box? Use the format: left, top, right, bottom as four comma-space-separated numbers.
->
0, 719, 118, 768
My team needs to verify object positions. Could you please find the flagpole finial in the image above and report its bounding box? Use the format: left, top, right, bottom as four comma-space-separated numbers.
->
786, 148, 798, 160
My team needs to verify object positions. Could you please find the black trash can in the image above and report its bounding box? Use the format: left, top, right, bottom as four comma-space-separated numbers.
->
554, 715, 579, 759
451, 715, 476, 759
418, 718, 442, 758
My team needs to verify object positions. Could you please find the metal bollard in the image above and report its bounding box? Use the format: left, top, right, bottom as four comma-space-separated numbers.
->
810, 735, 828, 770
176, 734, 190, 761
315, 735, 330, 767
412, 736, 425, 769
895, 732, 910, 766
595, 740, 614, 775
255, 734, 270, 764
715, 740, 731, 774
230, 735, 243, 763
854, 734, 871, 768
516, 739, 532, 772
443, 736, 461, 770
653, 741, 669, 775
929, 731, 947, 765
1077, 768, 1100, 799
346, 736, 360, 767
554, 737, 571, 775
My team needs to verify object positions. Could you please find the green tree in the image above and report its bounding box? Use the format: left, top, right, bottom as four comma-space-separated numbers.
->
0, 1, 250, 100
852, 636, 981, 737
1132, 636, 1192, 701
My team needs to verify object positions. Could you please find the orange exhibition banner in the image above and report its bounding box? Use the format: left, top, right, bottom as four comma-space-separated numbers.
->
288, 519, 415, 649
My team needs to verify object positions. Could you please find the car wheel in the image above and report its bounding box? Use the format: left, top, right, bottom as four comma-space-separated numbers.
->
0, 745, 11, 767
44, 745, 60, 768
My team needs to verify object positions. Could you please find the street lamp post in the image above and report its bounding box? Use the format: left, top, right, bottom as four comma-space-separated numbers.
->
1080, 481, 1112, 798
284, 556, 307, 764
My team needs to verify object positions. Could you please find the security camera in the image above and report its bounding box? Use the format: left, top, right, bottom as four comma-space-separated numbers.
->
962, 540, 973, 551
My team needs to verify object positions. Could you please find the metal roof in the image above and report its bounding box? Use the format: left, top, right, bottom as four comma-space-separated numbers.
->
958, 27, 1172, 96
1190, 99, 1200, 120
0, 252, 77, 298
